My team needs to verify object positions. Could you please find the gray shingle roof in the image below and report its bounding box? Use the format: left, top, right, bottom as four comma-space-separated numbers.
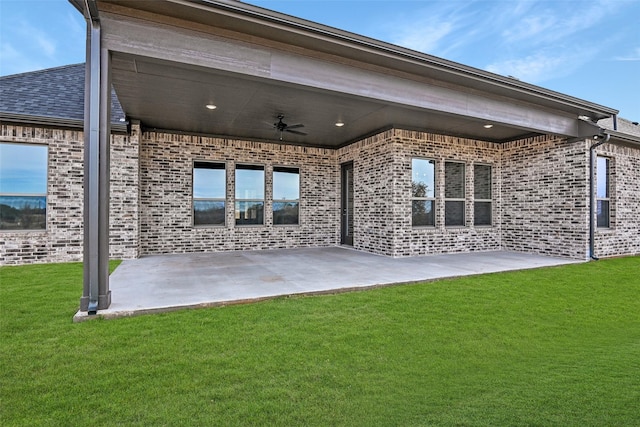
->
0, 63, 126, 129
599, 117, 640, 137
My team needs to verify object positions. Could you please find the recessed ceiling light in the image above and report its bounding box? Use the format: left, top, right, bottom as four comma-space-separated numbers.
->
483, 124, 493, 129
206, 104, 217, 110
335, 121, 345, 127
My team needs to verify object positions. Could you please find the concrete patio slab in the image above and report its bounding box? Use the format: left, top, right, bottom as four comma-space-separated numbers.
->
74, 247, 583, 321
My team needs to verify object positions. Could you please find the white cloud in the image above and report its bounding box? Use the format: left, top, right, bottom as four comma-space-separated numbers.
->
382, 0, 620, 62
485, 48, 597, 84
479, 0, 630, 84
392, 21, 456, 54
485, 54, 559, 83
384, 2, 480, 57
500, 0, 622, 46
66, 10, 85, 36
0, 3, 83, 76
0, 18, 58, 74
14, 20, 57, 58
502, 13, 557, 42
0, 41, 46, 76
615, 47, 640, 61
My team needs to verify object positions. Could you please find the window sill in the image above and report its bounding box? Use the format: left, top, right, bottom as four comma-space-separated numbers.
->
596, 227, 615, 233
0, 229, 48, 233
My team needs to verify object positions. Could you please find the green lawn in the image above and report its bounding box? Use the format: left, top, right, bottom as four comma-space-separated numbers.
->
1, 257, 639, 426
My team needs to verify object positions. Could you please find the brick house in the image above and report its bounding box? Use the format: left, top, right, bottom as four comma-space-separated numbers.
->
1, 0, 638, 311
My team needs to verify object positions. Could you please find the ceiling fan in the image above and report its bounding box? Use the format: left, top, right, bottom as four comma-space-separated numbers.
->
272, 114, 307, 140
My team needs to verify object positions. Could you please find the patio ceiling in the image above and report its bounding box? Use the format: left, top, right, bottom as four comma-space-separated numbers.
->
77, 0, 616, 148
111, 53, 531, 147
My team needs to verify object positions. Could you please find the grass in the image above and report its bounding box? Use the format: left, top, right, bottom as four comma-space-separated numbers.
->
1, 257, 639, 426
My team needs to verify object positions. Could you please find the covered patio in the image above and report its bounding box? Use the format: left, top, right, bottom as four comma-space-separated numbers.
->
73, 247, 581, 321
69, 0, 610, 316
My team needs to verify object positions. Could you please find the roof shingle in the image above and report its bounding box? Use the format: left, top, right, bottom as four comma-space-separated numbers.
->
0, 63, 125, 126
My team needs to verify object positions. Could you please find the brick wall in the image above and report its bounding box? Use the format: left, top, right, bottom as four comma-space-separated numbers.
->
138, 131, 339, 255
337, 130, 398, 256
501, 135, 590, 259
109, 123, 141, 259
141, 128, 505, 258
3, 123, 637, 266
391, 130, 503, 257
1, 125, 84, 265
1, 124, 140, 265
594, 143, 640, 257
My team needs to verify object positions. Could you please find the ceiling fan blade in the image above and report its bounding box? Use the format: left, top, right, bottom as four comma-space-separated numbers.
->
286, 123, 305, 129
285, 129, 307, 136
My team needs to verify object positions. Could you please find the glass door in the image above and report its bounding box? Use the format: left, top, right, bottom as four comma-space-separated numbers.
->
341, 162, 354, 246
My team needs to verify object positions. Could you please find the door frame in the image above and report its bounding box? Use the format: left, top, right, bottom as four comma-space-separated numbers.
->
340, 162, 354, 246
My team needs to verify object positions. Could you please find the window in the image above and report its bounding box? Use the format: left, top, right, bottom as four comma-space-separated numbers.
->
473, 164, 492, 226
193, 162, 226, 226
0, 143, 47, 230
596, 156, 610, 228
235, 164, 264, 225
445, 161, 465, 226
411, 158, 436, 226
273, 167, 299, 225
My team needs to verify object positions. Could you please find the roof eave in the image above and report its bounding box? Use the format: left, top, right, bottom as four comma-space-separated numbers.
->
603, 129, 640, 149
183, 0, 618, 120
0, 112, 128, 134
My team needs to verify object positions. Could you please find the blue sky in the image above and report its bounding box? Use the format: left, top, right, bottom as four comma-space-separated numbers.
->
0, 0, 638, 120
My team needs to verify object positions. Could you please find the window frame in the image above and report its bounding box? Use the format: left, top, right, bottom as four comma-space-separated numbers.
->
235, 163, 265, 226
444, 160, 466, 227
411, 157, 437, 227
596, 156, 610, 229
0, 142, 48, 232
473, 163, 492, 227
272, 165, 300, 226
192, 160, 227, 227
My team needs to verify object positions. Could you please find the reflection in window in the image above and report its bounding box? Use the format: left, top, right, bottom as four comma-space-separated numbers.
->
596, 156, 610, 228
411, 158, 435, 226
474, 164, 492, 226
0, 143, 47, 230
193, 162, 226, 226
273, 167, 299, 225
445, 162, 465, 226
235, 164, 264, 225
